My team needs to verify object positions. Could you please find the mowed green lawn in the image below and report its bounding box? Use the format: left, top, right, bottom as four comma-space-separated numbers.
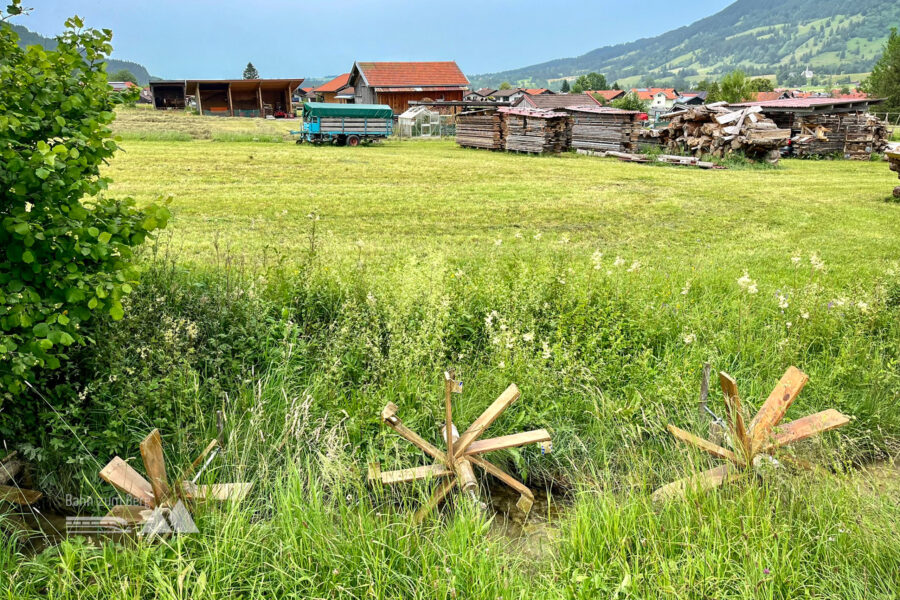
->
106, 138, 900, 283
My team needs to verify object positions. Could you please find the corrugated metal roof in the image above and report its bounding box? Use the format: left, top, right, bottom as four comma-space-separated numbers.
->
563, 105, 640, 115
355, 61, 469, 87
517, 93, 601, 109
731, 97, 884, 109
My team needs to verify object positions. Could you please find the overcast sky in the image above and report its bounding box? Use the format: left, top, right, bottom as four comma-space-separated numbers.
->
18, 1, 734, 79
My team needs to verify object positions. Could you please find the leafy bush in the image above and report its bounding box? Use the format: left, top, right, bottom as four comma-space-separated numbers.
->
0, 2, 168, 398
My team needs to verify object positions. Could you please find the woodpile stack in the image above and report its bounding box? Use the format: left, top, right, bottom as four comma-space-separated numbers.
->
455, 109, 503, 150
499, 107, 571, 154
641, 103, 790, 161
888, 150, 900, 198
563, 105, 640, 153
791, 113, 889, 159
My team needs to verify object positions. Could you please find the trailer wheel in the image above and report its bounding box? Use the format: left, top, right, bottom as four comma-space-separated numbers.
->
346, 135, 360, 147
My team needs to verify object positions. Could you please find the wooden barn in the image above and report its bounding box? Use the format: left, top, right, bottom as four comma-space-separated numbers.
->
346, 61, 469, 114
150, 79, 304, 117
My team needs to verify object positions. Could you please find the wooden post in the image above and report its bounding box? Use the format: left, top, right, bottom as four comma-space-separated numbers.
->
444, 371, 454, 460
227, 84, 234, 117
195, 84, 203, 115
257, 83, 263, 118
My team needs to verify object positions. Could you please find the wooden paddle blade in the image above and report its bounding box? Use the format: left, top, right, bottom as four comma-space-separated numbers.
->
383, 418, 451, 466
468, 455, 535, 514
749, 366, 809, 454
652, 463, 741, 503
463, 429, 551, 456
102, 504, 151, 527
0, 484, 42, 505
666, 425, 744, 466
371, 464, 454, 485
180, 481, 253, 502
454, 383, 521, 457
413, 477, 457, 523
760, 409, 850, 453
100, 456, 155, 507
139, 429, 171, 505
719, 372, 751, 460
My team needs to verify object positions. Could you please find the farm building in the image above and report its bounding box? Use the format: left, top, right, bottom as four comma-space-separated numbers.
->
346, 61, 469, 114
314, 73, 353, 103
586, 90, 625, 102
513, 93, 602, 110
730, 97, 888, 159
149, 79, 304, 117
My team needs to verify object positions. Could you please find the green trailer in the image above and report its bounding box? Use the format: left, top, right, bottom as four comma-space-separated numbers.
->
293, 102, 394, 146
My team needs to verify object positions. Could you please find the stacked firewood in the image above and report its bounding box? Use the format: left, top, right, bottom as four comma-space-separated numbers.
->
563, 106, 640, 153
641, 103, 790, 161
792, 113, 889, 159
499, 107, 571, 154
455, 109, 503, 150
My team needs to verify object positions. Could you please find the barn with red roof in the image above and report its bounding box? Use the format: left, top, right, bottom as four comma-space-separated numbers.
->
347, 61, 469, 114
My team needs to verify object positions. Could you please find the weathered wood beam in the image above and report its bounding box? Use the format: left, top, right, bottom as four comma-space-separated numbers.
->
139, 429, 171, 506
99, 456, 155, 507
666, 424, 744, 467
369, 463, 453, 485
652, 463, 741, 503
463, 429, 551, 456
468, 455, 535, 514
748, 366, 809, 454
380, 406, 450, 466
413, 477, 457, 523
0, 484, 42, 506
719, 372, 751, 461
760, 409, 850, 453
454, 384, 520, 457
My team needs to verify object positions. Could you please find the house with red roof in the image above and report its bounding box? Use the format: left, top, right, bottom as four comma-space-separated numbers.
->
314, 73, 352, 103
630, 88, 679, 116
586, 90, 625, 102
347, 61, 469, 114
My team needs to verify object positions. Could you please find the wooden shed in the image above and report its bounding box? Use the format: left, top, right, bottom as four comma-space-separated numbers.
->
314, 73, 352, 103
347, 61, 469, 114
150, 79, 304, 117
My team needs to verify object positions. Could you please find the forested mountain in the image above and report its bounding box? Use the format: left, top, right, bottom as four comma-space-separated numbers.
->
9, 23, 155, 84
471, 0, 900, 89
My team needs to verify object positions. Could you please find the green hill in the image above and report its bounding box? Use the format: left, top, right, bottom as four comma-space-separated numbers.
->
9, 23, 155, 84
470, 0, 900, 89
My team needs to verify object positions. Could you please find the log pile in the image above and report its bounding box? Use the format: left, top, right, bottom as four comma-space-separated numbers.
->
563, 105, 641, 153
499, 107, 571, 154
641, 103, 791, 161
455, 109, 503, 150
888, 150, 900, 198
791, 113, 889, 159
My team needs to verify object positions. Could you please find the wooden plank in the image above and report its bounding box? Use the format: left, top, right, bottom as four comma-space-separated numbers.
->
666, 425, 744, 466
453, 384, 521, 457
719, 372, 751, 460
468, 455, 535, 514
748, 366, 809, 454
413, 477, 457, 523
372, 463, 453, 485
652, 463, 740, 503
463, 429, 551, 456
102, 504, 151, 527
0, 484, 42, 505
180, 481, 253, 502
139, 429, 171, 506
99, 456, 155, 507
760, 409, 850, 453
383, 416, 451, 467
176, 439, 219, 484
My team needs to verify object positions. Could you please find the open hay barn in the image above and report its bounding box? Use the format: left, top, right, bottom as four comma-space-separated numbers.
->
150, 79, 304, 118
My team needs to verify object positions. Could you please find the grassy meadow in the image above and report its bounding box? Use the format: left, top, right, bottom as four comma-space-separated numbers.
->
2, 108, 900, 598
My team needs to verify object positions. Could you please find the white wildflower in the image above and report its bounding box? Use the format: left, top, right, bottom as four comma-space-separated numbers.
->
791, 255, 801, 267
857, 301, 869, 312
810, 253, 825, 271
681, 281, 691, 295
498, 361, 505, 369
559, 235, 570, 245
514, 231, 523, 239
522, 332, 535, 342
591, 250, 603, 270
541, 341, 551, 359
801, 310, 809, 320
557, 277, 566, 285
737, 271, 758, 294
683, 333, 696, 344
786, 322, 792, 329
494, 239, 502, 246
613, 256, 625, 267
627, 261, 641, 273
533, 232, 542, 240
833, 297, 846, 307
25, 202, 33, 213
777, 293, 789, 310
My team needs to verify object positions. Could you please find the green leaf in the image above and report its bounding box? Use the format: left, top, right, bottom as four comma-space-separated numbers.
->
21, 251, 34, 264
98, 231, 112, 244
55, 115, 66, 127
88, 227, 100, 238
109, 302, 124, 321
35, 168, 49, 180
32, 323, 49, 338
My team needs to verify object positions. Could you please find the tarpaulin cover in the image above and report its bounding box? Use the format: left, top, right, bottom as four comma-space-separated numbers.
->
303, 102, 393, 119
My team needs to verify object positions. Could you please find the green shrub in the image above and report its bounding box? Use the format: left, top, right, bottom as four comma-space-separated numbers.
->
0, 2, 168, 398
